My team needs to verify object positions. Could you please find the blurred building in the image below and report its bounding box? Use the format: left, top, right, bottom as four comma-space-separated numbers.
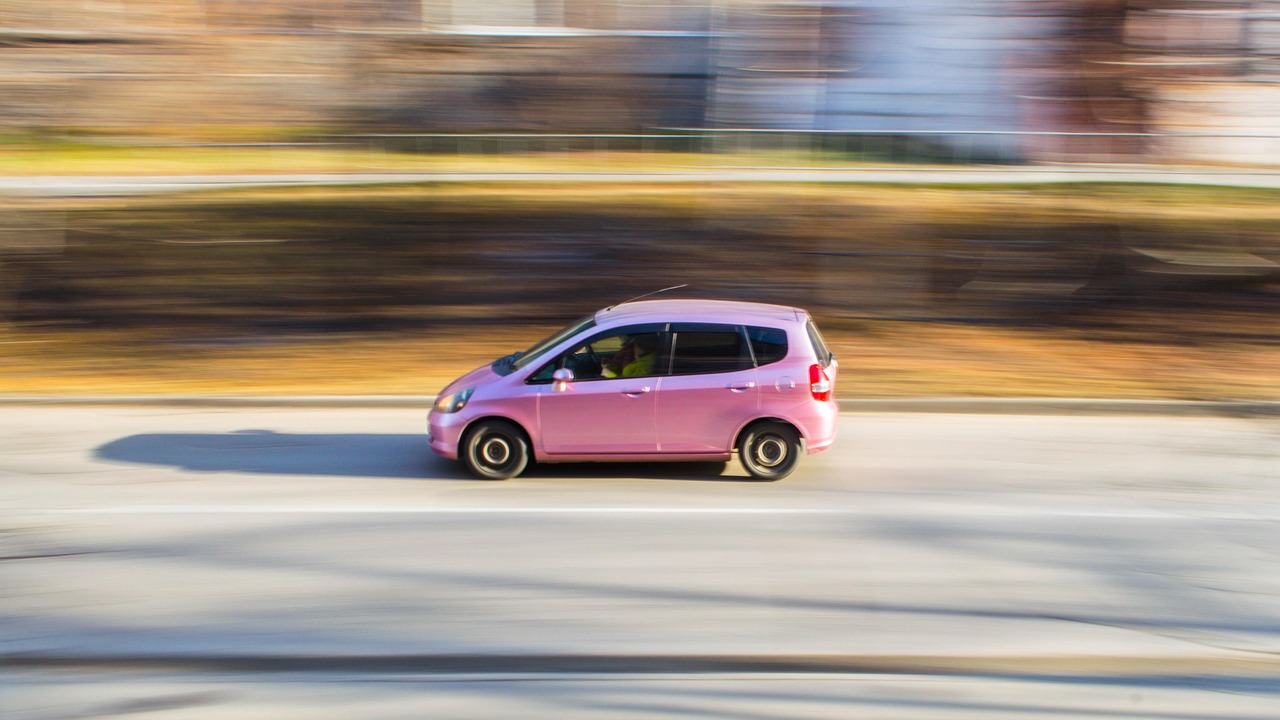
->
0, 0, 1278, 163
709, 1, 1030, 151
1123, 0, 1280, 164
711, 0, 1280, 163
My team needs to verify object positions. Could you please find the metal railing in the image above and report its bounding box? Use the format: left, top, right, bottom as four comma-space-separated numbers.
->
305, 129, 1280, 168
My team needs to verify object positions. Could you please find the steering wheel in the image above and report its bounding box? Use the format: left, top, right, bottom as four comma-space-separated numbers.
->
565, 343, 603, 378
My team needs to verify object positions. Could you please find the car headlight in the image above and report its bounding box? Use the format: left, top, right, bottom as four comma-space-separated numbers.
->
433, 387, 475, 414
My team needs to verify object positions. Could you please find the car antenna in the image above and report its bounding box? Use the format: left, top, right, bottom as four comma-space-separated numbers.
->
607, 284, 688, 310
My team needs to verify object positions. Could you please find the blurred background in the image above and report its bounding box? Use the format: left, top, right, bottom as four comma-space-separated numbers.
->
1, 0, 1277, 398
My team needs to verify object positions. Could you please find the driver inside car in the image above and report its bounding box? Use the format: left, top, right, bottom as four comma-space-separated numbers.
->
603, 333, 658, 378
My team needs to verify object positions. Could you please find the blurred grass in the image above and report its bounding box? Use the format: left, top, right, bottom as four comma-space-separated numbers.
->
2, 178, 1278, 400
2, 315, 1277, 399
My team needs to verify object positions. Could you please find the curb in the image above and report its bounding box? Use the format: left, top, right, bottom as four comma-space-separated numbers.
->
1, 395, 1278, 417
838, 398, 1280, 417
0, 395, 435, 408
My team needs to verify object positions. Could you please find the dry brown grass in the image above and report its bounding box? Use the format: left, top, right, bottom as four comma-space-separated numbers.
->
3, 316, 1276, 400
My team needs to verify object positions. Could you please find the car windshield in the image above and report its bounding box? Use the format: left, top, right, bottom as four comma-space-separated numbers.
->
500, 314, 596, 374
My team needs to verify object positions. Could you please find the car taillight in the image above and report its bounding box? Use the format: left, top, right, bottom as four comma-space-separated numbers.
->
809, 364, 832, 402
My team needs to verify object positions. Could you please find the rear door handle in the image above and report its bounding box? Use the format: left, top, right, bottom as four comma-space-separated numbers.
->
622, 386, 652, 397
728, 381, 756, 392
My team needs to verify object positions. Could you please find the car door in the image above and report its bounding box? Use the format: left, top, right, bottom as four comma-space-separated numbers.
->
532, 325, 667, 455
656, 323, 759, 454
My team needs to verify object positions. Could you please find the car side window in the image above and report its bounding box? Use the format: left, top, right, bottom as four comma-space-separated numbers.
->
669, 323, 753, 376
527, 324, 667, 384
746, 326, 788, 366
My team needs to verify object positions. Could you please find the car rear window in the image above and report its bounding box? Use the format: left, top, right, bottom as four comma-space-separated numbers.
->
746, 326, 788, 366
805, 319, 834, 368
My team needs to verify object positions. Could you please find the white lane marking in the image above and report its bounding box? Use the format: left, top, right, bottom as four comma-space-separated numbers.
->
23, 505, 1280, 521
43, 506, 841, 515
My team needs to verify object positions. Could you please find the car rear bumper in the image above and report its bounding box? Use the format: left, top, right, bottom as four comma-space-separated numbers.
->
797, 400, 839, 454
806, 432, 836, 454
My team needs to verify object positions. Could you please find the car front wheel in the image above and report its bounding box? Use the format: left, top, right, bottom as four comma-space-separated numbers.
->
739, 421, 802, 481
462, 419, 530, 480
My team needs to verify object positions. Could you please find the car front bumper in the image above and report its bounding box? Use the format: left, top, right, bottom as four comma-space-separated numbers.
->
426, 411, 467, 460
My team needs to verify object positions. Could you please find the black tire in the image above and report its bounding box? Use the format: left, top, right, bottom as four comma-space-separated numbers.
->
738, 421, 802, 481
462, 419, 530, 480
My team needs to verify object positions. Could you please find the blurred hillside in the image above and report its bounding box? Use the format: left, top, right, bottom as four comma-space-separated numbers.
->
2, 183, 1277, 399
5, 183, 1280, 331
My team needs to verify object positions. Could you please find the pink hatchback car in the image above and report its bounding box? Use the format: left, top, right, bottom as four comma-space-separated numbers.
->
428, 298, 838, 480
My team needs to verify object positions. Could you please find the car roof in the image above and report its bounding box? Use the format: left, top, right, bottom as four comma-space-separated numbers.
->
595, 298, 804, 326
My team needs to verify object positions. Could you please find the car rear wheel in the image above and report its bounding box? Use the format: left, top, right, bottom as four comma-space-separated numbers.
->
462, 419, 530, 480
739, 421, 801, 481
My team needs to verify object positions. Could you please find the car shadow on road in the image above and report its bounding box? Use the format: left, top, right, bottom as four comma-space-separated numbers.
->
523, 460, 744, 482
95, 430, 744, 482
95, 430, 466, 480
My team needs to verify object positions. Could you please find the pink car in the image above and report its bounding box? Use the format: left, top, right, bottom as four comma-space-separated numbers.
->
428, 298, 838, 480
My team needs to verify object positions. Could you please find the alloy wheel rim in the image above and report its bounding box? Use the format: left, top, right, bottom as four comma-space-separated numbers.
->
754, 435, 787, 468
481, 436, 512, 467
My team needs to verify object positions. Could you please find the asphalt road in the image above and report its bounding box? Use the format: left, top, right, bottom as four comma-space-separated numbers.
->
3, 405, 1279, 719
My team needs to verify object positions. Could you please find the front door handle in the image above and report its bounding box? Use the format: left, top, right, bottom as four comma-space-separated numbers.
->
622, 386, 652, 397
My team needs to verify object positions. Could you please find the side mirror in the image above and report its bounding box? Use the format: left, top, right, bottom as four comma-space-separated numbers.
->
552, 368, 574, 392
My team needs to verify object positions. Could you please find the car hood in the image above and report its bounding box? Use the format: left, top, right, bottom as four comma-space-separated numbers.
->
438, 364, 501, 397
